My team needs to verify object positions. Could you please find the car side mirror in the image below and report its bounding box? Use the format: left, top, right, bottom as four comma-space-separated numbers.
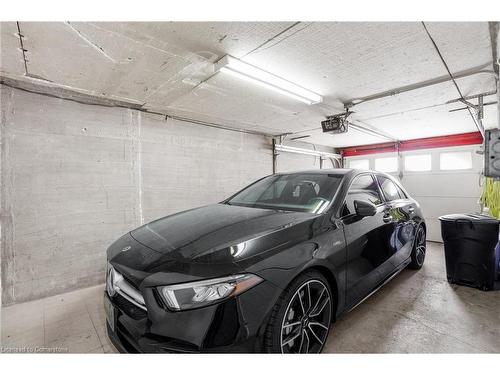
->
354, 200, 377, 217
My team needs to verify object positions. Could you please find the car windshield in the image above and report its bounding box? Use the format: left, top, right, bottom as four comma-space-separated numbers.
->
227, 173, 343, 213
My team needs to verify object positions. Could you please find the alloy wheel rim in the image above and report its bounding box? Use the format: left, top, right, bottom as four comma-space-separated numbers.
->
280, 280, 332, 354
415, 227, 426, 266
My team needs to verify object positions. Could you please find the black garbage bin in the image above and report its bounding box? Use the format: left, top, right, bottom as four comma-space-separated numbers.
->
439, 214, 499, 291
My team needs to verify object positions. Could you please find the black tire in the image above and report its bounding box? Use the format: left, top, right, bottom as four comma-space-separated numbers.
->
408, 225, 426, 270
264, 271, 334, 353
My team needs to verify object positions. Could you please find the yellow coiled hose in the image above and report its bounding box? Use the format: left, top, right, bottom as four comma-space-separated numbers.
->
480, 177, 500, 219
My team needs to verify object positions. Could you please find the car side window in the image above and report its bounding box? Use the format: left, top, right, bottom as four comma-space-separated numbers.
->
377, 176, 402, 201
342, 175, 382, 216
395, 183, 407, 199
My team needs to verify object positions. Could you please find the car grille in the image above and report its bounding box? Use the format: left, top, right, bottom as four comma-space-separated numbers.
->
113, 293, 148, 320
107, 264, 147, 312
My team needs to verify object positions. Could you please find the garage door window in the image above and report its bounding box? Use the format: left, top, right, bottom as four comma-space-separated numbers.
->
439, 151, 472, 170
348, 159, 369, 169
375, 157, 398, 173
404, 154, 431, 172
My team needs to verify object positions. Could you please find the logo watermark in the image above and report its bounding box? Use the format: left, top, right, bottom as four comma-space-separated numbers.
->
1, 346, 69, 353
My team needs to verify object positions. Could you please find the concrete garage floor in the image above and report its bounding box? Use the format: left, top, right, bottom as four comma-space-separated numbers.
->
325, 242, 500, 353
1, 242, 499, 353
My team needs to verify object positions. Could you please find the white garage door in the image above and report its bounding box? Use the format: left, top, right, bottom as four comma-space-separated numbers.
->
346, 145, 484, 242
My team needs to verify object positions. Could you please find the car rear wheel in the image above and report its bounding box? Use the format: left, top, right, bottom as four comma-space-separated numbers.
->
408, 225, 426, 269
264, 271, 333, 353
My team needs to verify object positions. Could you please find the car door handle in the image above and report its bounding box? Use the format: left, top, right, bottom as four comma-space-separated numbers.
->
408, 207, 415, 213
383, 214, 392, 223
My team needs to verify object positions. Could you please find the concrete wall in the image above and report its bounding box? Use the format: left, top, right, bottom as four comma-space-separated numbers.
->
1, 85, 333, 305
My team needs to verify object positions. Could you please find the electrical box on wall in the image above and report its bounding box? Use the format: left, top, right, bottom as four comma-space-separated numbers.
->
485, 129, 500, 178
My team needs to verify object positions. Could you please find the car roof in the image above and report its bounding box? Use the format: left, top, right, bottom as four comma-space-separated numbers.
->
274, 168, 390, 177
274, 168, 354, 176
273, 169, 402, 185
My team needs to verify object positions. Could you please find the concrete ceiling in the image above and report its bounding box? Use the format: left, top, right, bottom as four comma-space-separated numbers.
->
1, 21, 497, 147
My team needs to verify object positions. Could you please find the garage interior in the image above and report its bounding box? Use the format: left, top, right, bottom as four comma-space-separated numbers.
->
1, 21, 499, 353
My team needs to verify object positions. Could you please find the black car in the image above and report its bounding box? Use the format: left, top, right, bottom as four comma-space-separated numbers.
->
104, 169, 426, 353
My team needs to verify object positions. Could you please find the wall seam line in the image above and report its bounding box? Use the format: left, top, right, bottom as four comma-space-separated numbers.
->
137, 110, 144, 225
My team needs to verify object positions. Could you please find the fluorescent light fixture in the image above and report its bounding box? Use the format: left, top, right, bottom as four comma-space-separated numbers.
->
215, 55, 322, 105
274, 144, 341, 159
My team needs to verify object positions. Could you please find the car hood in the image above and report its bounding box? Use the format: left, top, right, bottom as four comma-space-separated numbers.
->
108, 203, 318, 269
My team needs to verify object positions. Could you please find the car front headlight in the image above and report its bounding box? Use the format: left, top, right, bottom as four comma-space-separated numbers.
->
157, 274, 263, 311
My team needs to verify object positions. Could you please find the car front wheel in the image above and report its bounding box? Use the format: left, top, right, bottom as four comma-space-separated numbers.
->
264, 271, 333, 353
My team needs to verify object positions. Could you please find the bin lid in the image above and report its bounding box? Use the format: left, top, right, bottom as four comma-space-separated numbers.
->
438, 213, 499, 224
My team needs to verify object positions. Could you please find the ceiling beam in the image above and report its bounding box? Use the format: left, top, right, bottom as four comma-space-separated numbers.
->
0, 73, 144, 109
349, 121, 398, 142
344, 63, 495, 108
0, 73, 279, 138
489, 22, 499, 76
